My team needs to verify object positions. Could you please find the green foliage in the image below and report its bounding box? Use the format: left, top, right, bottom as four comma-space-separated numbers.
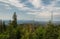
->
12, 12, 17, 28
0, 12, 60, 39
3, 21, 6, 31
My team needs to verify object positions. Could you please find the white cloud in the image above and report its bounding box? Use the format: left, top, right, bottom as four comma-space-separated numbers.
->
0, 3, 11, 9
0, 0, 60, 20
27, 11, 51, 18
29, 0, 42, 8
27, 9, 60, 19
5, 4, 11, 9
0, 0, 59, 11
0, 13, 12, 20
0, 0, 9, 3
0, 0, 30, 10
9, 0, 25, 8
54, 13, 60, 16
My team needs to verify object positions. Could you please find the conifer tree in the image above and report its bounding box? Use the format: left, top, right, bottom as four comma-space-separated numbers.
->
0, 20, 3, 33
3, 21, 6, 31
12, 12, 17, 28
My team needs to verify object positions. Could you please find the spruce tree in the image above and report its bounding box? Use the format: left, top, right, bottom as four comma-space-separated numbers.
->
12, 12, 17, 28
3, 21, 6, 31
0, 20, 3, 33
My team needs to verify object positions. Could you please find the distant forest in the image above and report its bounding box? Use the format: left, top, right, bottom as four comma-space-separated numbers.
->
0, 12, 60, 39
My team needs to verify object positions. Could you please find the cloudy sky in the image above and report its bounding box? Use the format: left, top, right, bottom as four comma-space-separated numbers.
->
0, 0, 60, 21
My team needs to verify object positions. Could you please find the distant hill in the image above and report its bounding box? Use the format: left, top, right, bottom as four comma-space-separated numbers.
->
4, 20, 60, 25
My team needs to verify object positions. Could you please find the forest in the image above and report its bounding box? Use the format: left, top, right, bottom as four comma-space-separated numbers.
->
0, 12, 60, 39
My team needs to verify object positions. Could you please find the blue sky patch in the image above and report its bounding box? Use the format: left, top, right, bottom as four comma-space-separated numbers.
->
41, 0, 53, 6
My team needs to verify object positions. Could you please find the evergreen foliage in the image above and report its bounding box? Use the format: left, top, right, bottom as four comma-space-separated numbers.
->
0, 12, 60, 39
12, 12, 17, 28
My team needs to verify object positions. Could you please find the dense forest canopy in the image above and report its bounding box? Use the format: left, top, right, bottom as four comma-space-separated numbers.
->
0, 12, 60, 39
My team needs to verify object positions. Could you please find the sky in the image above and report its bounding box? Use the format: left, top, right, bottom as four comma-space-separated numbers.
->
0, 0, 60, 21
